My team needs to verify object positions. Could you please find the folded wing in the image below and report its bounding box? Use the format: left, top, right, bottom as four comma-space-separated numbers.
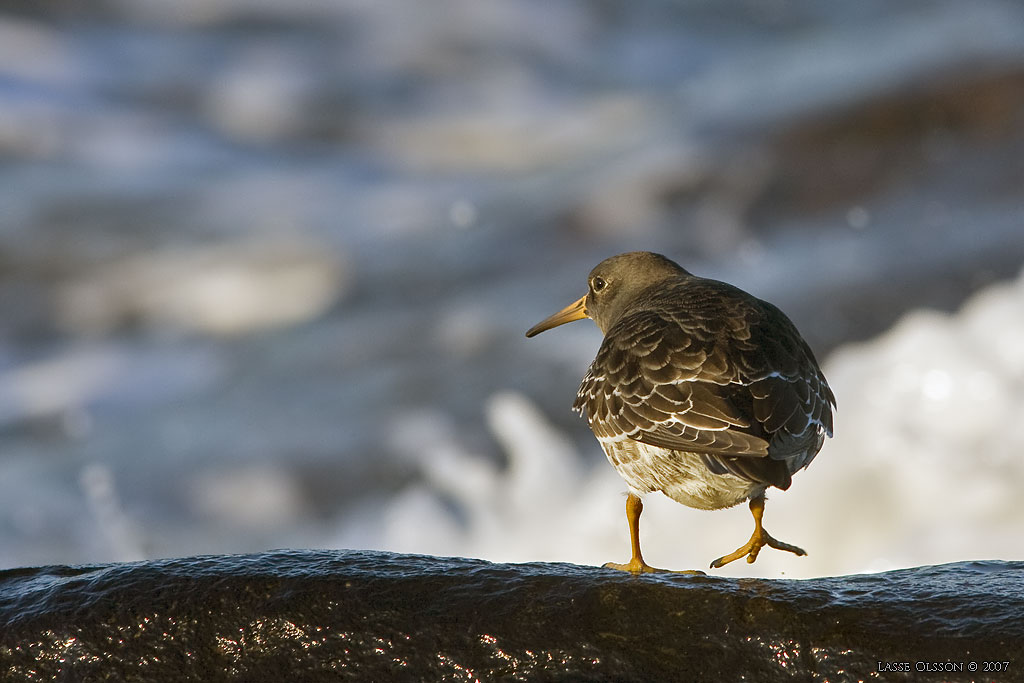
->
574, 298, 835, 489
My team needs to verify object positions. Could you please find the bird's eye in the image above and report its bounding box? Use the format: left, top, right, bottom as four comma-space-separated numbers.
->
592, 276, 607, 292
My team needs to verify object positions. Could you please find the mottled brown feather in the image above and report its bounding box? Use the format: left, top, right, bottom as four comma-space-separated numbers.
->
573, 273, 835, 491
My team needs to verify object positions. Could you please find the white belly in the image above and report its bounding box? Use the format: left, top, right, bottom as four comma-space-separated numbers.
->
601, 438, 764, 510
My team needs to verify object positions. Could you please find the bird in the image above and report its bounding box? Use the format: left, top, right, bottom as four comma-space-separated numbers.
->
525, 251, 835, 573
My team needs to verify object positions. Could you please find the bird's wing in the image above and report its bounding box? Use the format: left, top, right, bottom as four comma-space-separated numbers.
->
737, 298, 836, 461
574, 305, 834, 464
574, 309, 769, 457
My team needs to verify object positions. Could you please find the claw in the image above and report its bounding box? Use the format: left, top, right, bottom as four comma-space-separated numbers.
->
604, 558, 703, 575
710, 496, 806, 569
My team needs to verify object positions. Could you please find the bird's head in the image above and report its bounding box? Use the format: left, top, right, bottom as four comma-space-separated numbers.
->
525, 251, 689, 337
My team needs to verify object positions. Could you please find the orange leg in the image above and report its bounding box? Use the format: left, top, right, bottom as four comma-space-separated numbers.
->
709, 495, 806, 569
603, 494, 701, 575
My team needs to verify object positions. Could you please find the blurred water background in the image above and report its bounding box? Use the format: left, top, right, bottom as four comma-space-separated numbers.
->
1, 0, 1023, 578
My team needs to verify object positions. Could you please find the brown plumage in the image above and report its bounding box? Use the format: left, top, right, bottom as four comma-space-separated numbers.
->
526, 251, 835, 572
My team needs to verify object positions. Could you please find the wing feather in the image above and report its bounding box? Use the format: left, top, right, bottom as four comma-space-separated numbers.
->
574, 282, 836, 489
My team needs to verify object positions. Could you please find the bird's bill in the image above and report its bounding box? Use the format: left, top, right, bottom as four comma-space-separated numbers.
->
525, 295, 588, 337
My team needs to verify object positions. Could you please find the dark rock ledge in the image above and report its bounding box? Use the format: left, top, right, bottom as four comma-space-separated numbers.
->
0, 550, 1021, 682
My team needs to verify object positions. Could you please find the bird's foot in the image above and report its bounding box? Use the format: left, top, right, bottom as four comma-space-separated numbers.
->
709, 529, 806, 569
603, 558, 704, 575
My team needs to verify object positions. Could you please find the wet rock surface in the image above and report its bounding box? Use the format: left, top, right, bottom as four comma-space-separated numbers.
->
0, 550, 1020, 682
